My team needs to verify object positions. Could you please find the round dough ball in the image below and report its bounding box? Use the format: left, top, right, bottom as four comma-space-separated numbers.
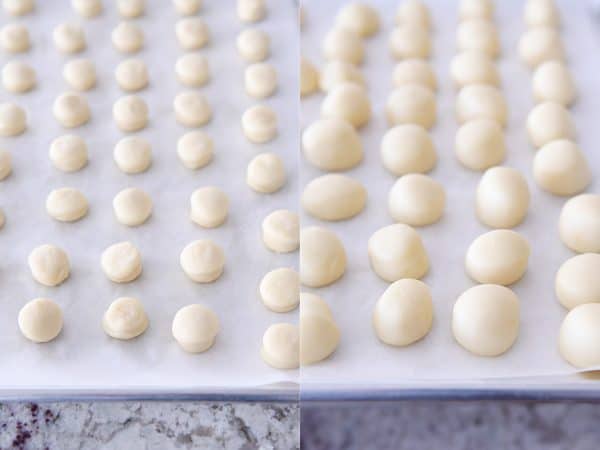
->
524, 0, 560, 28
246, 152, 286, 193
455, 119, 505, 171
237, 0, 266, 23
18, 298, 63, 343
0, 208, 4, 228
0, 148, 11, 180
72, 0, 102, 17
0, 23, 30, 53
53, 92, 90, 128
395, 0, 430, 29
532, 61, 575, 106
3, 0, 34, 16
103, 297, 148, 340
368, 223, 429, 282
380, 124, 437, 176
245, 62, 277, 99
323, 28, 364, 65
476, 166, 530, 228
555, 254, 600, 310
172, 304, 219, 353
0, 102, 26, 136
300, 226, 346, 287
453, 284, 520, 356
259, 267, 299, 313
302, 174, 366, 221
319, 60, 364, 93
559, 303, 600, 368
456, 84, 507, 126
389, 24, 430, 60
175, 53, 209, 87
101, 241, 142, 283
112, 21, 143, 53
456, 19, 499, 57
174, 0, 201, 15
189, 186, 228, 228
392, 59, 436, 90
53, 23, 86, 54
372, 278, 433, 346
236, 28, 270, 63
301, 56, 319, 97
180, 240, 225, 283
117, 0, 145, 18
450, 50, 500, 88
518, 27, 564, 68
177, 130, 213, 169
459, 0, 494, 20
527, 101, 574, 148
388, 174, 445, 226
559, 194, 600, 254
175, 17, 209, 50
302, 118, 362, 171
385, 84, 436, 129
300, 293, 340, 365
113, 95, 148, 132
335, 2, 379, 37
261, 323, 299, 369
115, 58, 148, 91
113, 135, 152, 174
321, 82, 370, 128
46, 187, 88, 222
63, 58, 96, 91
28, 244, 70, 287
533, 139, 590, 196
49, 134, 88, 172
174, 91, 211, 127
262, 209, 299, 253
2, 60, 35, 93
113, 187, 152, 226
241, 104, 277, 143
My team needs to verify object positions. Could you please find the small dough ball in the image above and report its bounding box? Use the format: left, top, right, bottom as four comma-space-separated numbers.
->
368, 223, 429, 282
0, 102, 26, 136
189, 186, 228, 228
456, 19, 499, 57
180, 240, 225, 283
395, 0, 430, 29
532, 61, 576, 106
113, 187, 152, 226
302, 174, 366, 221
236, 28, 270, 63
112, 21, 143, 53
526, 101, 574, 148
0, 208, 4, 228
524, 0, 560, 28
241, 104, 277, 143
302, 118, 362, 171
389, 24, 430, 60
28, 244, 70, 287
175, 17, 209, 50
245, 62, 277, 99
459, 0, 494, 20
0, 148, 11, 180
172, 304, 219, 353
380, 124, 437, 176
53, 92, 90, 128
53, 23, 86, 54
476, 166, 530, 228
533, 139, 590, 196
450, 51, 500, 88
2, 60, 35, 93
174, 0, 201, 15
101, 241, 142, 283
385, 84, 436, 129
323, 28, 364, 65
321, 82, 370, 128
237, 0, 266, 23
117, 0, 145, 18
392, 59, 436, 90
518, 27, 564, 68
102, 297, 148, 340
301, 57, 319, 96
18, 299, 63, 343
300, 226, 346, 287
555, 253, 600, 310
335, 2, 379, 37
49, 134, 88, 172
261, 323, 299, 369
115, 58, 148, 91
259, 267, 299, 313
300, 293, 340, 365
452, 284, 520, 356
113, 95, 148, 132
0, 23, 30, 53
246, 152, 286, 193
455, 119, 505, 171
559, 304, 600, 368
456, 84, 507, 127
113, 135, 152, 174
3, 0, 34, 16
175, 53, 209, 87
388, 174, 445, 226
319, 60, 364, 93
174, 91, 211, 127
372, 278, 433, 346
63, 58, 96, 91
46, 187, 88, 222
177, 130, 213, 169
559, 194, 600, 253
72, 0, 102, 18
262, 209, 299, 253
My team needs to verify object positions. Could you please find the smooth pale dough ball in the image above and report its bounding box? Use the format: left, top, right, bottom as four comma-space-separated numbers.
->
259, 267, 299, 313
459, 0, 494, 20
175, 53, 209, 87
392, 59, 436, 90
237, 0, 266, 23
103, 297, 148, 340
0, 23, 30, 53
527, 101, 574, 148
555, 254, 600, 310
532, 61, 576, 106
72, 0, 102, 17
0, 148, 11, 180
455, 119, 505, 171
237, 28, 270, 63
476, 167, 530, 228
113, 135, 152, 174
180, 240, 225, 283
101, 241, 142, 283
115, 58, 148, 91
53, 92, 90, 128
261, 323, 299, 369
300, 292, 340, 365
524, 0, 560, 28
533, 140, 590, 196
0, 102, 26, 136
368, 223, 429, 282
335, 2, 379, 37
300, 226, 346, 287
189, 186, 228, 228
112, 21, 143, 53
117, 0, 145, 18
559, 304, 600, 368
321, 82, 370, 128
302, 174, 366, 221
63, 58, 96, 91
559, 194, 600, 253
113, 187, 152, 226
176, 17, 209, 50
323, 28, 364, 65
49, 135, 88, 172
172, 304, 219, 353
389, 24, 430, 60
450, 51, 500, 88
453, 284, 520, 356
301, 57, 319, 97
456, 84, 507, 126
518, 28, 564, 68
53, 23, 86, 54
385, 84, 436, 129
2, 60, 35, 93
319, 60, 364, 93
113, 95, 148, 132
174, 0, 201, 15
46, 187, 88, 222
18, 299, 63, 343
0, 208, 4, 228
246, 152, 286, 193
174, 91, 211, 127
241, 104, 277, 143
302, 118, 362, 171
245, 63, 277, 99
388, 174, 445, 226
395, 0, 430, 28
262, 209, 299, 253
3, 0, 34, 15
177, 130, 213, 169
456, 20, 499, 57
28, 244, 70, 287
380, 124, 436, 176
372, 279, 433, 346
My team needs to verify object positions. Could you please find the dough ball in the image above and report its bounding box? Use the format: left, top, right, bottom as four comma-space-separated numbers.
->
18, 298, 63, 343
112, 21, 143, 53
388, 174, 445, 226
2, 60, 35, 93
101, 241, 142, 283
453, 284, 520, 356
72, 0, 102, 17
450, 50, 500, 88
236, 28, 270, 63
175, 17, 209, 50
0, 208, 4, 228
533, 139, 590, 196
559, 194, 600, 253
46, 187, 88, 222
392, 59, 436, 90
172, 304, 219, 353
63, 58, 96, 91
0, 148, 11, 180
3, 0, 34, 16
245, 62, 277, 99
113, 95, 148, 132
246, 152, 286, 193
180, 239, 225, 283
117, 0, 145, 18
385, 84, 436, 129
321, 82, 370, 128
0, 23, 30, 53
527, 101, 574, 148
455, 119, 505, 171
456, 84, 507, 126
301, 56, 319, 97
175, 53, 209, 87
518, 27, 564, 68
524, 0, 560, 28
0, 102, 26, 136
174, 91, 211, 127
28, 244, 70, 287
555, 253, 600, 310
395, 0, 430, 29
368, 223, 429, 282
302, 174, 366, 221
177, 130, 213, 169
319, 60, 364, 93
115, 58, 148, 91
372, 278, 433, 346
262, 209, 299, 253
113, 135, 152, 174
389, 24, 430, 60
380, 124, 436, 176
53, 92, 90, 128
459, 0, 494, 20
53, 23, 86, 54
300, 293, 340, 365
302, 118, 362, 171
237, 0, 266, 23
559, 303, 600, 368
456, 19, 499, 57
261, 323, 299, 369
323, 28, 364, 65
102, 297, 148, 340
476, 166, 530, 228
241, 104, 277, 143
335, 2, 380, 37
259, 267, 299, 313
532, 61, 576, 106
189, 186, 228, 228
300, 226, 346, 287
173, 0, 201, 15
49, 134, 88, 172
113, 187, 152, 226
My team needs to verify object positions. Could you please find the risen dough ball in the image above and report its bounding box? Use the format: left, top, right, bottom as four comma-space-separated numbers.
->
456, 84, 507, 126
63, 58, 96, 91
532, 61, 576, 106
457, 20, 499, 57
389, 24, 430, 60
175, 17, 209, 50
335, 2, 379, 37
450, 51, 500, 88
241, 104, 277, 143
320, 60, 364, 93
112, 21, 143, 53
102, 297, 148, 340
300, 226, 346, 287
262, 209, 299, 253
385, 84, 436, 129
72, 0, 102, 18
527, 101, 574, 148
0, 102, 26, 136
174, 0, 201, 15
180, 240, 225, 283
246, 152, 286, 193
302, 174, 366, 221
53, 23, 86, 54
323, 28, 364, 65
172, 304, 219, 353
0, 148, 11, 180
392, 59, 436, 90
302, 118, 362, 171
321, 82, 370, 128
0, 23, 30, 53
175, 53, 209, 87
174, 91, 211, 127
46, 187, 88, 222
524, 0, 560, 28
459, 0, 494, 20
117, 0, 145, 18
236, 28, 270, 63
395, 0, 430, 29
113, 95, 148, 131
190, 186, 228, 228
555, 254, 600, 310
3, 0, 34, 15
476, 167, 530, 228
533, 139, 590, 196
559, 304, 600, 368
261, 323, 299, 369
518, 27, 564, 68
115, 58, 148, 91
260, 267, 299, 313
2, 61, 34, 96
381, 124, 436, 176
113, 135, 152, 174
53, 93, 90, 128
372, 278, 433, 346
559, 194, 600, 253
368, 223, 429, 282
237, 0, 266, 23
101, 241, 142, 283
245, 62, 277, 99
455, 119, 505, 171
113, 187, 152, 226
301, 57, 319, 97
300, 293, 340, 365
177, 130, 213, 169
49, 135, 87, 172
18, 299, 63, 343
28, 244, 70, 287
388, 174, 445, 226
